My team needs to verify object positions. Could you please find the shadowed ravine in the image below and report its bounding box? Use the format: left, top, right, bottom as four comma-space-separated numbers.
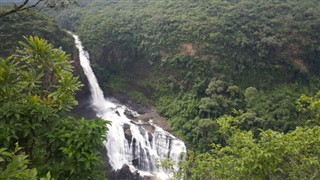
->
71, 33, 186, 179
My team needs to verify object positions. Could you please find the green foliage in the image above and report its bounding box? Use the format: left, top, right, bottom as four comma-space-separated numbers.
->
0, 0, 78, 18
157, 153, 187, 180
0, 145, 38, 180
35, 1, 320, 178
187, 116, 320, 180
0, 36, 109, 179
53, 0, 320, 113
157, 156, 176, 179
240, 86, 315, 134
297, 91, 320, 126
55, 0, 320, 162
0, 144, 55, 180
199, 79, 242, 118
59, 0, 320, 87
44, 118, 108, 179
157, 78, 243, 151
0, 9, 75, 58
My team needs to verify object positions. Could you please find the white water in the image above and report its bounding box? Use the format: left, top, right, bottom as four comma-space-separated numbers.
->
71, 33, 186, 179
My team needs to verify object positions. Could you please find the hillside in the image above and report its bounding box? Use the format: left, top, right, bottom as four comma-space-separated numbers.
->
0, 9, 75, 57
1, 0, 320, 179
55, 0, 320, 148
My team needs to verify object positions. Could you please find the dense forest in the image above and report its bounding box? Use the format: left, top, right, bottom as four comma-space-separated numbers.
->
56, 0, 320, 178
1, 0, 320, 179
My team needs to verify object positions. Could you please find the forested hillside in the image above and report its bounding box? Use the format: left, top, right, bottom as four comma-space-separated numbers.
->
1, 0, 320, 179
0, 9, 75, 57
58, 0, 320, 86
54, 0, 320, 178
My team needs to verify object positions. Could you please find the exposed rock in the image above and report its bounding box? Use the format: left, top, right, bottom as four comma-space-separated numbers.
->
132, 158, 139, 168
124, 129, 132, 143
139, 127, 146, 135
123, 123, 132, 144
71, 58, 97, 120
288, 57, 308, 73
72, 89, 97, 120
142, 124, 156, 134
150, 114, 171, 133
148, 132, 153, 143
123, 123, 131, 130
137, 114, 152, 121
109, 164, 144, 180
124, 109, 137, 119
109, 93, 151, 114
179, 43, 197, 56
109, 93, 173, 133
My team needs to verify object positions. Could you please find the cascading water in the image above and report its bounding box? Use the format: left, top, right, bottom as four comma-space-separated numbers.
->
71, 33, 186, 179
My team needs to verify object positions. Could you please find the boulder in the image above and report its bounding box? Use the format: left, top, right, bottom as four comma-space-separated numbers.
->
109, 164, 143, 180
123, 123, 132, 144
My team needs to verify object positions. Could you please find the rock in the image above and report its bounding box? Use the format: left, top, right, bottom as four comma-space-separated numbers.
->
108, 94, 173, 133
142, 124, 156, 134
137, 114, 152, 121
123, 123, 131, 130
123, 123, 132, 144
124, 129, 132, 143
109, 164, 144, 180
151, 115, 172, 133
71, 90, 97, 120
108, 93, 150, 114
124, 109, 136, 120
148, 132, 153, 143
139, 127, 146, 135
132, 158, 139, 168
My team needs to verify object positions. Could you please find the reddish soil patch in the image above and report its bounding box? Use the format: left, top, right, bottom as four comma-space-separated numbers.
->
160, 49, 170, 58
288, 58, 308, 72
179, 43, 197, 56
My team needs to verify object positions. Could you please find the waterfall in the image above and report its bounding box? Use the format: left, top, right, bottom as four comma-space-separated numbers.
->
71, 33, 186, 179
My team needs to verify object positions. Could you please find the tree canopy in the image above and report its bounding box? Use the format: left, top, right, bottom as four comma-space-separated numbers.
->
0, 0, 77, 17
54, 0, 320, 153
0, 9, 74, 58
2, 0, 320, 179
186, 115, 320, 179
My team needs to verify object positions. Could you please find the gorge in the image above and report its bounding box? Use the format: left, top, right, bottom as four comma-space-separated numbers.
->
71, 33, 186, 179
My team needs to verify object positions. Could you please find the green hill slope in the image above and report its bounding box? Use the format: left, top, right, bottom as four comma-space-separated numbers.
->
55, 0, 320, 151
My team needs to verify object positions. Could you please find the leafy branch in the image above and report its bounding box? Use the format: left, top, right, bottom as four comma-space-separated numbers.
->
0, 0, 77, 18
